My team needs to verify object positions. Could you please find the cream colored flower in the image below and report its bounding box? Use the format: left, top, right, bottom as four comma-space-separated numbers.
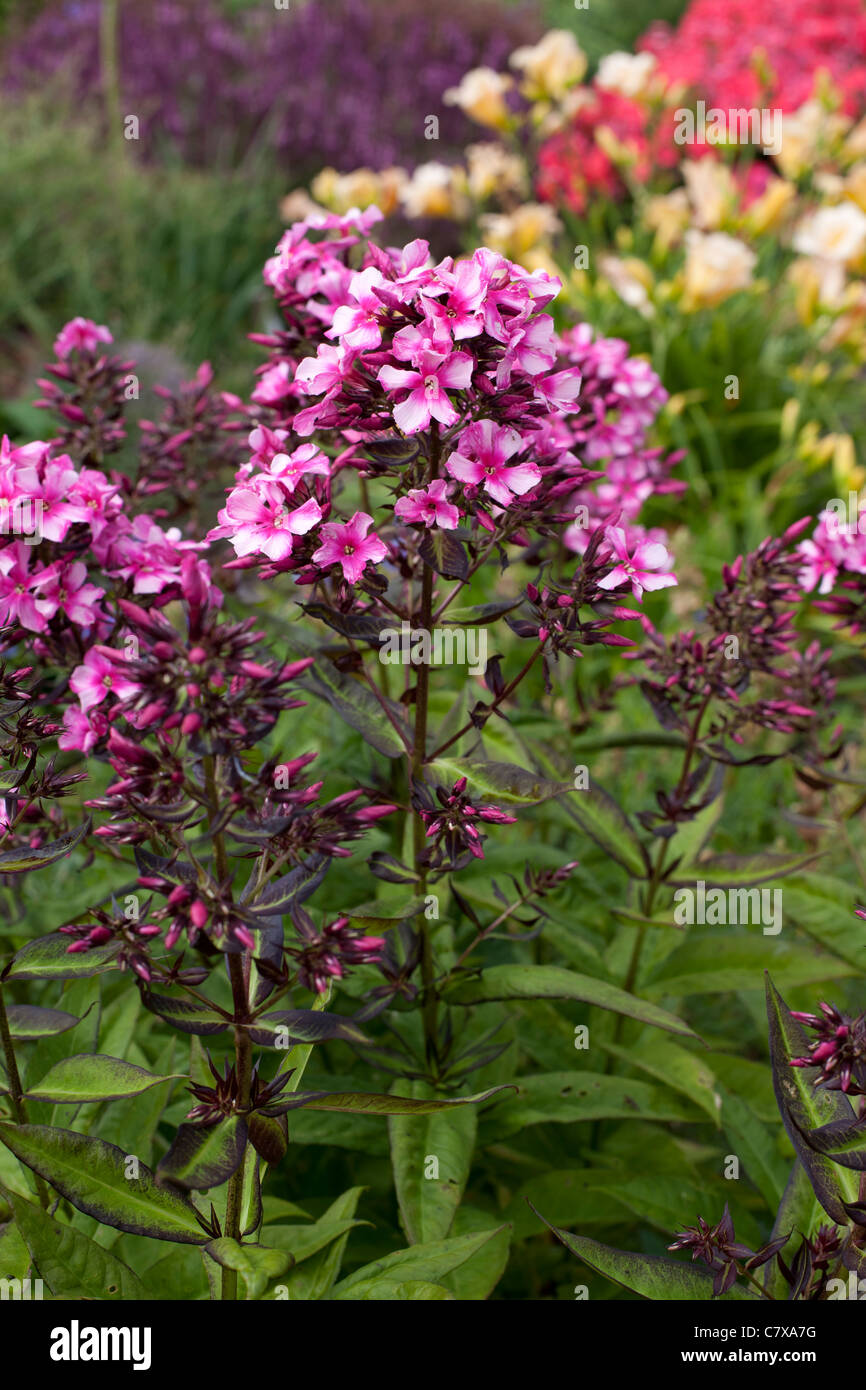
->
741, 176, 796, 237
792, 202, 866, 263
465, 142, 528, 201
787, 256, 846, 323
682, 159, 737, 231
595, 50, 656, 100
775, 101, 849, 179
599, 255, 655, 317
399, 162, 468, 220
480, 202, 562, 259
443, 67, 512, 130
844, 163, 866, 214
643, 188, 690, 252
681, 230, 756, 309
311, 166, 406, 216
509, 30, 586, 100
280, 187, 325, 223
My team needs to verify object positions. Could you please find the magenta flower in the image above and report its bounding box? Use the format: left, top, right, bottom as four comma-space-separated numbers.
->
53, 317, 113, 359
312, 511, 388, 583
0, 544, 43, 631
216, 487, 322, 561
447, 419, 540, 507
267, 442, 331, 493
38, 459, 91, 542
597, 526, 677, 601
70, 646, 142, 713
327, 267, 387, 350
421, 256, 487, 340
32, 560, 104, 627
394, 480, 460, 530
378, 348, 473, 434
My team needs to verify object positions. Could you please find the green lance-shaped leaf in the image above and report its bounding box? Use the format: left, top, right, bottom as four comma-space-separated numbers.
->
2, 1185, 149, 1300
534, 1210, 759, 1301
559, 779, 647, 875
429, 757, 567, 806
4, 932, 120, 981
205, 1238, 292, 1300
0, 817, 91, 873
794, 1113, 866, 1170
0, 1124, 209, 1243
284, 1085, 514, 1116
763, 1161, 824, 1299
141, 992, 229, 1036
667, 850, 821, 888
273, 1187, 366, 1300
301, 660, 408, 758
765, 974, 859, 1223
332, 1279, 454, 1301
389, 1081, 477, 1245
243, 1009, 368, 1049
446, 964, 697, 1039
156, 1116, 248, 1192
330, 1227, 503, 1298
4, 1005, 80, 1039
22, 1054, 183, 1104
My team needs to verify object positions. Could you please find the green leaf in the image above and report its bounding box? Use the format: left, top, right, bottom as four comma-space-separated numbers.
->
763, 1161, 824, 1299
442, 600, 523, 625
0, 1124, 208, 1243
718, 1086, 788, 1209
439, 1207, 511, 1300
0, 818, 91, 873
418, 528, 468, 580
287, 1085, 513, 1116
389, 1081, 476, 1245
4, 933, 120, 981
447, 964, 697, 1039
259, 1217, 367, 1270
3, 1186, 149, 1300
780, 874, 866, 971
559, 780, 646, 875
646, 936, 855, 996
332, 1278, 454, 1300
4, 1006, 80, 1039
667, 851, 821, 888
23, 1055, 182, 1104
271, 1188, 365, 1300
156, 1117, 247, 1192
244, 1009, 368, 1049
141, 992, 229, 1036
345, 896, 428, 927
330, 1227, 503, 1297
765, 975, 858, 1223
301, 661, 408, 757
795, 1113, 866, 1169
602, 1036, 722, 1125
478, 1072, 701, 1141
538, 1221, 759, 1300
429, 757, 566, 806
204, 1238, 291, 1300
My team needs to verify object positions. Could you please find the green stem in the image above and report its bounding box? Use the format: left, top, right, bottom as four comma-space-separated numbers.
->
0, 980, 49, 1207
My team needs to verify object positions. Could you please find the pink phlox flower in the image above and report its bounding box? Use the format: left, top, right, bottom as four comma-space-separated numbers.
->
251, 362, 294, 405
327, 266, 388, 350
394, 479, 460, 530
378, 348, 473, 434
597, 525, 677, 601
495, 313, 557, 388
70, 645, 142, 712
267, 442, 331, 492
0, 543, 43, 631
422, 256, 487, 340
31, 560, 104, 626
312, 510, 387, 583
446, 419, 540, 507
54, 317, 113, 359
216, 484, 322, 561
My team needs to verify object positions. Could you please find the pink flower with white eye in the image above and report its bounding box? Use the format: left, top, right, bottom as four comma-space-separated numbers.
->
797, 538, 839, 595
53, 318, 113, 359
267, 443, 331, 493
447, 419, 541, 507
327, 267, 387, 350
597, 526, 677, 601
312, 511, 387, 584
251, 362, 294, 406
0, 543, 43, 631
388, 238, 436, 300
31, 560, 104, 627
70, 646, 141, 713
533, 366, 583, 411
38, 459, 91, 542
378, 349, 473, 434
218, 486, 322, 561
0, 459, 41, 536
394, 480, 460, 530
